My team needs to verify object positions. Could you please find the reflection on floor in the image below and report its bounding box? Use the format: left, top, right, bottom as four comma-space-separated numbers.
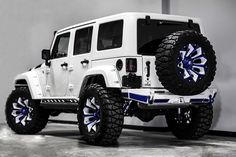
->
1, 123, 236, 157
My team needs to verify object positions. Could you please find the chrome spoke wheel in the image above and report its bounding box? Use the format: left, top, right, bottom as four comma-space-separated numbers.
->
83, 97, 100, 133
11, 97, 33, 126
177, 43, 207, 82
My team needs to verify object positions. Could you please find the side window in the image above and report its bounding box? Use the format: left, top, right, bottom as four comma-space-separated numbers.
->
52, 32, 70, 59
97, 20, 123, 51
74, 27, 93, 55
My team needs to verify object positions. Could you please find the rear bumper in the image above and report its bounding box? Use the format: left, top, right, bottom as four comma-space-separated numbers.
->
121, 88, 217, 108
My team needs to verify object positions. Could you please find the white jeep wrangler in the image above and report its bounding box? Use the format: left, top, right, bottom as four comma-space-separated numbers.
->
5, 12, 217, 146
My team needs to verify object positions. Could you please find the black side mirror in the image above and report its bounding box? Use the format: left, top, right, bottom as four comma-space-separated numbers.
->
42, 49, 50, 66
42, 49, 50, 60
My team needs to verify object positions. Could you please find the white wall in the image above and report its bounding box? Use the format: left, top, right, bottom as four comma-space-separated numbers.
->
0, 0, 161, 123
170, 0, 236, 132
146, 0, 236, 132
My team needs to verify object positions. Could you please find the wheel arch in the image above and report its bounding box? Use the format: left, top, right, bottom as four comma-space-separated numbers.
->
79, 66, 122, 96
14, 71, 43, 99
15, 79, 28, 87
85, 75, 107, 87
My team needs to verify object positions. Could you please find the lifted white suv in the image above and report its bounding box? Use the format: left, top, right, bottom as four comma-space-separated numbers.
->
5, 12, 217, 145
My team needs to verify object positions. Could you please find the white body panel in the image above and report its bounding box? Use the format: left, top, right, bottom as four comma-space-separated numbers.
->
142, 56, 162, 88
84, 65, 122, 86
47, 57, 70, 96
13, 12, 210, 103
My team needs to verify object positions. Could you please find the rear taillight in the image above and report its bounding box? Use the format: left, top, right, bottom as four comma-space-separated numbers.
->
126, 58, 137, 72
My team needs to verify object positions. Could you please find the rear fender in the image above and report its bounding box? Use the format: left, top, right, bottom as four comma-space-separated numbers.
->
82, 65, 122, 88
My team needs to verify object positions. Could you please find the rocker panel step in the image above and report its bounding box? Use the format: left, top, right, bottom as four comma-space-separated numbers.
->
40, 99, 78, 110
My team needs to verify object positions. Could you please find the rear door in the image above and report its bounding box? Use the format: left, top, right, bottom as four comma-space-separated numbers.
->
68, 26, 93, 96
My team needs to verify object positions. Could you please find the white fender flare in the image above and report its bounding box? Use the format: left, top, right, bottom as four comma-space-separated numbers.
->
82, 65, 122, 88
14, 71, 43, 99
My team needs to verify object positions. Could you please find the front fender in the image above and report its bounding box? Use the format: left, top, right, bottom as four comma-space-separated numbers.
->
83, 65, 122, 88
14, 71, 43, 99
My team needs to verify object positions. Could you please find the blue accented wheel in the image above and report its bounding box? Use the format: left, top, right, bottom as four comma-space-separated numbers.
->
177, 43, 207, 82
11, 97, 33, 126
5, 87, 49, 134
155, 30, 216, 95
78, 84, 124, 146
83, 97, 100, 133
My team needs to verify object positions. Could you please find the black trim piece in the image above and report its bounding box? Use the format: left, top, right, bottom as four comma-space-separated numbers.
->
48, 119, 236, 138
145, 15, 151, 25
188, 19, 194, 28
40, 102, 78, 110
154, 90, 166, 93
57, 21, 96, 33
122, 75, 142, 88
48, 119, 78, 125
92, 56, 141, 62
41, 99, 78, 103
146, 61, 150, 77
190, 99, 209, 104
153, 99, 169, 103
79, 75, 90, 97
35, 64, 42, 69
80, 59, 89, 64
122, 92, 128, 98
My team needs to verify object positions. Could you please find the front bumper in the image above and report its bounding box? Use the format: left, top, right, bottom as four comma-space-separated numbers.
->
121, 88, 217, 108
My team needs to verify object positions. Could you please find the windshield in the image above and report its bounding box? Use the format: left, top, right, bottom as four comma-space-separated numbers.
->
137, 19, 200, 55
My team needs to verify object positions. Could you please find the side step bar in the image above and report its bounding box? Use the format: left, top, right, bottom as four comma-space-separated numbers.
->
39, 99, 78, 110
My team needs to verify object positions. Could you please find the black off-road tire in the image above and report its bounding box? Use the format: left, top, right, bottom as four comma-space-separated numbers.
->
166, 105, 213, 139
155, 30, 216, 95
78, 84, 124, 146
5, 87, 49, 134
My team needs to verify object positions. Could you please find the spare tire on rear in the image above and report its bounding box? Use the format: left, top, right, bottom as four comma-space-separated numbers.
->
155, 30, 216, 95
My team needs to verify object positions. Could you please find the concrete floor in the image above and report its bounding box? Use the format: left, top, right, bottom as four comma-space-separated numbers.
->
1, 123, 236, 157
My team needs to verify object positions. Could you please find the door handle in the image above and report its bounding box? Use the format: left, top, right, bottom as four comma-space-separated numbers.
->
81, 59, 89, 64
61, 62, 68, 67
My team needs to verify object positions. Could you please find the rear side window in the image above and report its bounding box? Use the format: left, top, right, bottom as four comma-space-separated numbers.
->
52, 33, 70, 59
97, 20, 123, 51
74, 27, 93, 55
